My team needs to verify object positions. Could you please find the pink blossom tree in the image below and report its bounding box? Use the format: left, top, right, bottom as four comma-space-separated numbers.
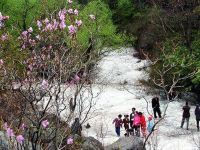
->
0, 2, 104, 149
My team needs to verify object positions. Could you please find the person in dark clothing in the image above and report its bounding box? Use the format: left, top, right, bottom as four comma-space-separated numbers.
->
130, 108, 136, 128
123, 115, 130, 136
113, 114, 123, 136
181, 102, 190, 130
195, 104, 200, 131
123, 115, 129, 130
129, 108, 136, 135
152, 97, 162, 118
71, 118, 82, 135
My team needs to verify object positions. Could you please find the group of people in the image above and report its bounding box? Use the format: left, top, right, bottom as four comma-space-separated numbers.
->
113, 108, 154, 138
181, 101, 200, 131
113, 97, 200, 138
113, 97, 162, 138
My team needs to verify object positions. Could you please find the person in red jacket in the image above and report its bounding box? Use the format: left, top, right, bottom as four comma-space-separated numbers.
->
138, 112, 147, 138
133, 111, 141, 136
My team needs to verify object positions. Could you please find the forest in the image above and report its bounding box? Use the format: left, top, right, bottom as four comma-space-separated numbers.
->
1, 0, 200, 97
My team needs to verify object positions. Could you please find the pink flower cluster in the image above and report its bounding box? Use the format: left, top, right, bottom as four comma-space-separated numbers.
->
36, 20, 41, 30
20, 27, 36, 49
68, 9, 73, 14
75, 20, 82, 27
41, 119, 49, 128
24, 8, 82, 38
37, 19, 58, 31
68, 0, 73, 4
58, 9, 67, 29
3, 122, 25, 144
74, 74, 80, 81
67, 137, 73, 144
74, 9, 79, 15
6, 127, 14, 137
0, 12, 9, 29
16, 135, 25, 144
0, 59, 4, 66
25, 57, 37, 72
37, 8, 76, 31
67, 8, 79, 15
68, 25, 77, 34
41, 80, 49, 89
1, 33, 8, 41
67, 74, 81, 85
21, 123, 27, 130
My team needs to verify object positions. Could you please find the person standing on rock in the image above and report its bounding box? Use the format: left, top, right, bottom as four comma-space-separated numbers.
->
195, 104, 200, 131
181, 101, 190, 130
113, 114, 123, 136
152, 97, 162, 119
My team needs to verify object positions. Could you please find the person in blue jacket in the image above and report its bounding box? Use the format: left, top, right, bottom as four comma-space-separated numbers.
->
147, 115, 154, 134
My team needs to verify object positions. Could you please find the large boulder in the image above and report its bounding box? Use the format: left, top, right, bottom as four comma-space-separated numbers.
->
105, 136, 144, 150
81, 136, 104, 150
179, 92, 198, 104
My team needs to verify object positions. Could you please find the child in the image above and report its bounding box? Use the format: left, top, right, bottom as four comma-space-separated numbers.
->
133, 111, 141, 136
138, 112, 147, 138
147, 115, 154, 134
113, 114, 123, 136
123, 115, 129, 130
123, 115, 130, 136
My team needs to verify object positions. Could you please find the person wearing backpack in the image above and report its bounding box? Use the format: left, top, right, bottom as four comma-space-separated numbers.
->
181, 101, 190, 130
195, 104, 200, 131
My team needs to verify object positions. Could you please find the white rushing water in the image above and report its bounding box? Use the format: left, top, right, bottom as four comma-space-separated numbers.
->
82, 47, 199, 150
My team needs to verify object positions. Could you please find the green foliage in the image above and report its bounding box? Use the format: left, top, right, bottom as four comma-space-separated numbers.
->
191, 31, 200, 84
77, 0, 123, 50
1, 0, 41, 31
1, 0, 122, 48
147, 35, 199, 92
117, 0, 135, 17
110, 0, 161, 46
163, 44, 196, 77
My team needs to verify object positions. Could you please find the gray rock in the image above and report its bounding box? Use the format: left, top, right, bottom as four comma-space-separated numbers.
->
179, 92, 198, 103
0, 131, 8, 150
81, 136, 104, 150
105, 136, 144, 150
